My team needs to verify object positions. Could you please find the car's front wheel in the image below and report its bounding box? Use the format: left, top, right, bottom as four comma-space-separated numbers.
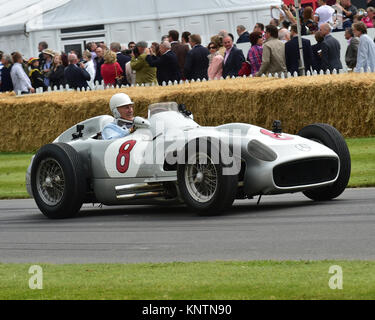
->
31, 143, 86, 219
298, 123, 351, 201
177, 139, 238, 215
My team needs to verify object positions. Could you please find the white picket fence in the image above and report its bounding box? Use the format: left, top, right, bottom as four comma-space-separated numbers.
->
0, 67, 373, 97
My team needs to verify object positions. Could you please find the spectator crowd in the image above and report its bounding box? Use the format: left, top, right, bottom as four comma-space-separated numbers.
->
1, 0, 375, 94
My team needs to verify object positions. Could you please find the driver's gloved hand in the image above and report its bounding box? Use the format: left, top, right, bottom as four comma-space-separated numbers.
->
129, 126, 137, 134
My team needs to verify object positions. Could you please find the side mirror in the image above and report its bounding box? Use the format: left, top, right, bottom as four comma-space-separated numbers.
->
134, 117, 151, 129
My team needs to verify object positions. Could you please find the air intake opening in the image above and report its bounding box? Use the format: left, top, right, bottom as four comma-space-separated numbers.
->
273, 157, 339, 188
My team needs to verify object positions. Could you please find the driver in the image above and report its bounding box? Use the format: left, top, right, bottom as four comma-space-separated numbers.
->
102, 93, 137, 140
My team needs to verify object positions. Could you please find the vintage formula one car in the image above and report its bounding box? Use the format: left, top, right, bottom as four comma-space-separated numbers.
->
26, 102, 351, 219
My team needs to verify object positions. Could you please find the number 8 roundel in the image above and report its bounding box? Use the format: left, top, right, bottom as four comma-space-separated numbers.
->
116, 140, 137, 174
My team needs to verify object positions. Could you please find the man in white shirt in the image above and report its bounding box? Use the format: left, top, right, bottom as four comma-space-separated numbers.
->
314, 0, 335, 28
10, 52, 35, 94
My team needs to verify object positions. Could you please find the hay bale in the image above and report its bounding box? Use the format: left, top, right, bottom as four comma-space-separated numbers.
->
0, 74, 374, 152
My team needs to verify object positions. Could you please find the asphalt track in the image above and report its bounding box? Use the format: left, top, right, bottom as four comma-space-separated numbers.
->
0, 188, 374, 264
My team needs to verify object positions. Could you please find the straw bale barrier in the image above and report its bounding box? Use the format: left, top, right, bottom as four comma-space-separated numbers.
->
0, 73, 374, 152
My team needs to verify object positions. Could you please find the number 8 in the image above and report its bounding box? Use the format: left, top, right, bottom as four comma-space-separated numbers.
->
116, 141, 137, 173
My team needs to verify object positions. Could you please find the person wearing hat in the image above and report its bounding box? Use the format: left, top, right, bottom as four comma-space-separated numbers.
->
102, 93, 137, 140
41, 49, 55, 87
28, 58, 47, 91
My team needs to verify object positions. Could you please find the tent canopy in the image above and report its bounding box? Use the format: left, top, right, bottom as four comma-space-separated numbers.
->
0, 0, 70, 35
26, 0, 279, 32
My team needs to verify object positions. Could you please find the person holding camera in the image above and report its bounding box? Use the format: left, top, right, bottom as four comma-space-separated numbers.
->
130, 41, 157, 86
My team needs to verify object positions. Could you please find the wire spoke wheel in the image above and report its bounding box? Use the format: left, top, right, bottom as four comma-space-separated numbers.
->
184, 153, 218, 203
177, 139, 238, 215
31, 143, 85, 219
36, 158, 65, 206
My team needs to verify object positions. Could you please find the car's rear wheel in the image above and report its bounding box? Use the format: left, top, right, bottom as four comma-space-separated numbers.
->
31, 143, 86, 219
177, 139, 238, 215
298, 123, 351, 201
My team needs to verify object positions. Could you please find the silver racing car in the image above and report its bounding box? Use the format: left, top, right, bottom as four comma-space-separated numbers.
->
26, 102, 351, 219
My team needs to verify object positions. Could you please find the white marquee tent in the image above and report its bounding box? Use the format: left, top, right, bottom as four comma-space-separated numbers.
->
0, 0, 69, 54
1, 0, 279, 57
0, 0, 69, 34
26, 0, 279, 31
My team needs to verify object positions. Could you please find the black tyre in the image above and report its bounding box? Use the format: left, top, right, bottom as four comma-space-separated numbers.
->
31, 143, 86, 219
298, 123, 351, 201
177, 139, 238, 215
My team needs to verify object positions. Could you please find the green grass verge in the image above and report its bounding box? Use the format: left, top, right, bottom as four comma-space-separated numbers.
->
0, 153, 33, 199
346, 137, 375, 188
1, 261, 374, 300
0, 137, 374, 199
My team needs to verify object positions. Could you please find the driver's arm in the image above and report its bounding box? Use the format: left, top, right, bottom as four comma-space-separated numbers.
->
102, 123, 134, 140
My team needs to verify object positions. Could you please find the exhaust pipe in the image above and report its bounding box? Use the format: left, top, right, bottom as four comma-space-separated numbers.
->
115, 183, 165, 201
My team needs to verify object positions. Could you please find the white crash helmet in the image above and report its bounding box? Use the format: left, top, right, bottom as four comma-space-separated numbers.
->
109, 93, 134, 119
